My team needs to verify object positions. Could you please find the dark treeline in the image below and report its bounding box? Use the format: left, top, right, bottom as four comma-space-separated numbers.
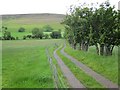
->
62, 1, 120, 56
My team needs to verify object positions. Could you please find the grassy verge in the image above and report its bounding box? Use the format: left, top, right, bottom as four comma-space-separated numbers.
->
57, 45, 104, 88
64, 43, 118, 84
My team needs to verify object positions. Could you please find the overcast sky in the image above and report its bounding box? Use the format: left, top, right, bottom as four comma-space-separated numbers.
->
0, 0, 119, 15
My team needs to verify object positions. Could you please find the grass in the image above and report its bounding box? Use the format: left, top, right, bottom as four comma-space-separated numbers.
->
2, 39, 63, 88
56, 45, 104, 88
0, 41, 2, 89
48, 43, 70, 88
1, 14, 65, 38
64, 43, 118, 85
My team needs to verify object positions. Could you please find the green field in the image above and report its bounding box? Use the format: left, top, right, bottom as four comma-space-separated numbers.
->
2, 39, 64, 88
1, 13, 118, 88
1, 14, 65, 38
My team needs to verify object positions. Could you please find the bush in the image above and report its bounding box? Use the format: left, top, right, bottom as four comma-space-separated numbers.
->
50, 31, 61, 39
11, 36, 15, 40
18, 27, 25, 32
0, 37, 2, 40
32, 28, 43, 39
44, 34, 49, 39
26, 35, 32, 39
43, 25, 53, 32
23, 36, 26, 40
16, 37, 19, 40
3, 31, 11, 40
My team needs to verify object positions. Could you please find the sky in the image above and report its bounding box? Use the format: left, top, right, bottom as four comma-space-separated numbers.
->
0, 0, 119, 15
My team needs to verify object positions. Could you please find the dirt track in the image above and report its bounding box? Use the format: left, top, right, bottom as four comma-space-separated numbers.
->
54, 47, 86, 88
60, 44, 118, 89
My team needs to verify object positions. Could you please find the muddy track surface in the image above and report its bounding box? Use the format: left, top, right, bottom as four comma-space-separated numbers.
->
54, 47, 86, 88
61, 44, 118, 89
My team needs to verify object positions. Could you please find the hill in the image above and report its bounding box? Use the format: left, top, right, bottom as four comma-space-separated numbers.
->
1, 13, 65, 38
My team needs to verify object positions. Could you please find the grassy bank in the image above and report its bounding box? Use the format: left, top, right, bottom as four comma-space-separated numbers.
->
64, 43, 118, 84
56, 45, 104, 88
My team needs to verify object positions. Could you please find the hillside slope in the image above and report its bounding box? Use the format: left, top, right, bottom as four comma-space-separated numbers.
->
1, 13, 65, 38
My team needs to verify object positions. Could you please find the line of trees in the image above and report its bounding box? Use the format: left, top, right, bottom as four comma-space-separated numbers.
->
62, 1, 120, 56
0, 26, 62, 40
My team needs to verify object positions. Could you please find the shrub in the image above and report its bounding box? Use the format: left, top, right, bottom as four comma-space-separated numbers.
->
23, 36, 26, 40
43, 25, 53, 32
3, 31, 11, 40
44, 34, 49, 39
32, 28, 43, 39
18, 27, 25, 32
11, 36, 15, 40
16, 37, 19, 40
26, 35, 32, 39
50, 31, 61, 39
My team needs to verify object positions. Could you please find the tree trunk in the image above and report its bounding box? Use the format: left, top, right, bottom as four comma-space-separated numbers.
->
104, 44, 114, 56
79, 42, 81, 50
95, 43, 99, 55
110, 45, 114, 55
73, 43, 76, 50
84, 43, 89, 51
100, 44, 104, 56
73, 40, 77, 50
81, 40, 85, 51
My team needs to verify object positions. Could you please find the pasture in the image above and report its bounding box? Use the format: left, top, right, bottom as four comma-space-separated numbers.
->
1, 13, 119, 88
2, 39, 64, 88
1, 14, 65, 38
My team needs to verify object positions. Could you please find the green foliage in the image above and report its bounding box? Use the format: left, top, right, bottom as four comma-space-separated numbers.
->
3, 31, 11, 40
32, 28, 43, 39
23, 36, 27, 40
65, 43, 118, 84
43, 25, 53, 32
18, 27, 25, 32
1, 14, 64, 39
50, 31, 61, 39
44, 34, 49, 39
63, 1, 119, 55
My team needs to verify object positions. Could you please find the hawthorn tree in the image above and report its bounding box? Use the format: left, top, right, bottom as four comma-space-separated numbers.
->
90, 2, 118, 55
62, 1, 119, 56
32, 28, 43, 39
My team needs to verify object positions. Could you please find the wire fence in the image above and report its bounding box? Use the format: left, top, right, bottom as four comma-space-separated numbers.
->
46, 47, 68, 89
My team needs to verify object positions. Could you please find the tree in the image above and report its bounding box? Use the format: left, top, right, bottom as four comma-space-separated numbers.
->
23, 36, 26, 40
62, 6, 92, 51
3, 31, 11, 40
32, 28, 43, 39
43, 25, 53, 32
90, 2, 118, 55
62, 1, 119, 55
18, 27, 25, 32
44, 34, 49, 39
50, 31, 61, 39
26, 35, 32, 39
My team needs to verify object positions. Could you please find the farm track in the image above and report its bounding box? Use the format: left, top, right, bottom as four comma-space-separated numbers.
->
61, 44, 119, 89
54, 47, 86, 88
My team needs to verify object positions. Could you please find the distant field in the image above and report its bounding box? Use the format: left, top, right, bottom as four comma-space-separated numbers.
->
1, 13, 65, 38
2, 39, 64, 88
